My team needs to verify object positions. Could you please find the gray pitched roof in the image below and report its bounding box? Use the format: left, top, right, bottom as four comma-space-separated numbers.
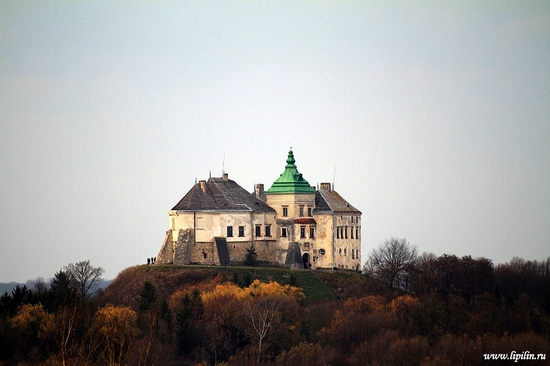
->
314, 189, 362, 215
172, 177, 276, 213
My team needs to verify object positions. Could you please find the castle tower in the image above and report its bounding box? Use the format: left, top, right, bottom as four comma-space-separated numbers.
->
265, 150, 317, 268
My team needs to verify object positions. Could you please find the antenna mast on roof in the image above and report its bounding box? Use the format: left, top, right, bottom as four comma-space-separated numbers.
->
222, 153, 225, 175
332, 165, 336, 190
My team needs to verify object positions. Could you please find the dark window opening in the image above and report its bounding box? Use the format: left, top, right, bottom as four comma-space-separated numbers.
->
255, 225, 261, 237
265, 225, 271, 237
281, 227, 287, 237
227, 226, 233, 237
300, 226, 306, 238
239, 226, 245, 237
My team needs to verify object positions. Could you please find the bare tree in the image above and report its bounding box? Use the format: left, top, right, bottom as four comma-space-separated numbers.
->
246, 296, 283, 365
364, 238, 418, 290
64, 260, 104, 300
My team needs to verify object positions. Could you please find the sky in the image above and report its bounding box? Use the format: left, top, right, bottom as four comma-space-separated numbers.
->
1, 1, 549, 282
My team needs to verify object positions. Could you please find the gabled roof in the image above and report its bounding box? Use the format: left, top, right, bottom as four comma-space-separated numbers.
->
265, 150, 316, 195
172, 177, 275, 213
314, 188, 362, 215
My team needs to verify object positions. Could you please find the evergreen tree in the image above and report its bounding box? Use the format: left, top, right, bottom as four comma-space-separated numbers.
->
137, 281, 158, 312
244, 244, 257, 266
50, 270, 77, 310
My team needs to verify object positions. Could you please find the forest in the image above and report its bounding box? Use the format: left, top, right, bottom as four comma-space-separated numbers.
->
0, 244, 549, 366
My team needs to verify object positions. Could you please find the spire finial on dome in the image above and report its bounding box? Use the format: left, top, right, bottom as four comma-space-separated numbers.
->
286, 149, 295, 166
265, 149, 316, 195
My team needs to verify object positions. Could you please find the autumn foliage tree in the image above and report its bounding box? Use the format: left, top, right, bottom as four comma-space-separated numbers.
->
92, 305, 138, 366
199, 279, 304, 365
1, 256, 550, 365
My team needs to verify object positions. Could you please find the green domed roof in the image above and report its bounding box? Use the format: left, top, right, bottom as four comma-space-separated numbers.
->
265, 150, 316, 195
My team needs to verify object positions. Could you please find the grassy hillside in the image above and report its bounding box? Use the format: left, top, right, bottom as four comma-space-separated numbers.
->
98, 265, 378, 306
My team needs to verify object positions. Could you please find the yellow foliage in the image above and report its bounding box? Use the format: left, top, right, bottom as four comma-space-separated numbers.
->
10, 303, 53, 339
389, 295, 421, 313
201, 280, 304, 304
94, 304, 139, 339
245, 280, 304, 302
201, 282, 248, 303
93, 305, 139, 365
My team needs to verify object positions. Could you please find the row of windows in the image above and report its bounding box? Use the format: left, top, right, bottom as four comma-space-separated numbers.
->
282, 205, 313, 217
279, 226, 315, 238
338, 248, 360, 259
336, 226, 360, 239
338, 216, 360, 224
301, 226, 315, 239
227, 225, 272, 238
228, 224, 318, 239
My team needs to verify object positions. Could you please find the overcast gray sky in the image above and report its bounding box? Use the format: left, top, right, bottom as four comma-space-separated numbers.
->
1, 1, 549, 282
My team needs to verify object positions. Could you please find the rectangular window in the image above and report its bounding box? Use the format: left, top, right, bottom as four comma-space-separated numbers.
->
356, 227, 359, 239
307, 207, 312, 216
336, 226, 340, 239
255, 225, 261, 237
265, 225, 271, 237
351, 226, 354, 239
282, 207, 288, 217
227, 226, 233, 237
345, 226, 348, 239
299, 206, 304, 217
310, 227, 315, 238
281, 227, 287, 237
238, 226, 245, 237
300, 226, 306, 238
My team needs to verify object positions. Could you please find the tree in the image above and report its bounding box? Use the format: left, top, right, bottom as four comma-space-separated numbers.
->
244, 280, 304, 364
64, 260, 104, 300
245, 244, 258, 266
137, 281, 158, 312
10, 303, 51, 362
176, 290, 203, 357
49, 270, 77, 310
92, 305, 138, 366
136, 281, 158, 365
364, 238, 418, 290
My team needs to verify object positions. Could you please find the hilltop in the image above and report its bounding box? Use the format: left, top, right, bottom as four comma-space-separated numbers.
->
98, 264, 386, 306
3, 257, 549, 365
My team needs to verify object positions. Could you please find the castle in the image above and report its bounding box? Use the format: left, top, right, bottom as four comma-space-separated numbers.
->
156, 150, 361, 270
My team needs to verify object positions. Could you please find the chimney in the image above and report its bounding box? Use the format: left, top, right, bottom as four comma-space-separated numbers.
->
254, 183, 265, 201
320, 182, 331, 191
223, 172, 229, 181
199, 180, 207, 193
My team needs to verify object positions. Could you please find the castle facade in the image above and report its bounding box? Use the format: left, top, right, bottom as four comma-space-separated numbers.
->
156, 150, 361, 270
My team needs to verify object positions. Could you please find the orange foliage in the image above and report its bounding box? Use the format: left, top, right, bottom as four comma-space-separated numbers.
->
342, 295, 386, 314
200, 279, 304, 305
10, 303, 52, 338
93, 305, 139, 365
389, 295, 421, 313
